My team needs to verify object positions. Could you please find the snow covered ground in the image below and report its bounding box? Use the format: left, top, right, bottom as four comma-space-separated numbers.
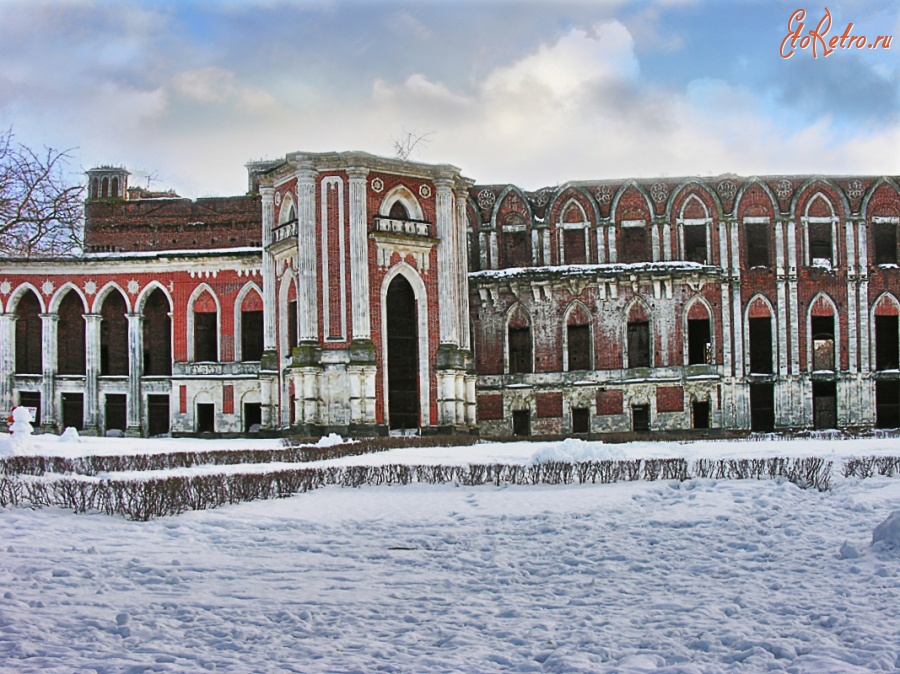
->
2, 434, 900, 672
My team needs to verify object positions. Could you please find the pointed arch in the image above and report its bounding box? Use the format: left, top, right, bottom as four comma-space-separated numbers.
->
610, 180, 654, 220
733, 178, 779, 219
744, 293, 777, 375
563, 300, 592, 371
492, 186, 535, 268
807, 292, 839, 372
791, 177, 851, 218
187, 283, 221, 362
234, 281, 264, 362
6, 282, 46, 314
278, 269, 298, 366
278, 192, 296, 225
380, 184, 424, 221
48, 283, 89, 314
489, 185, 534, 229
684, 295, 714, 366
12, 285, 43, 374
556, 196, 591, 265
380, 262, 431, 428
141, 285, 172, 376
92, 281, 131, 313
95, 283, 130, 376
667, 181, 723, 220
135, 281, 173, 314
861, 177, 900, 217
55, 286, 87, 375
505, 302, 533, 374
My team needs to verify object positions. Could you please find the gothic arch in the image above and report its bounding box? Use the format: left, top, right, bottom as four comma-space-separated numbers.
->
48, 283, 89, 314
278, 192, 296, 224
186, 283, 221, 362
92, 282, 131, 314
380, 262, 431, 427
667, 181, 723, 220
683, 295, 715, 366
791, 178, 851, 219
379, 185, 424, 221
277, 269, 297, 363
234, 281, 264, 362
562, 300, 593, 371
135, 281, 173, 314
489, 185, 534, 230
733, 178, 779, 218
743, 293, 777, 375
623, 297, 653, 369
870, 292, 900, 372
610, 180, 654, 221
6, 282, 46, 314
861, 178, 900, 218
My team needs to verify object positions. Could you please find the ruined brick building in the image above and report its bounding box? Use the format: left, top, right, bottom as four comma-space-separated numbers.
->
1, 151, 899, 438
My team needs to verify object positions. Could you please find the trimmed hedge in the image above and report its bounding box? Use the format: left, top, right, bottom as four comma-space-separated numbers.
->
0, 456, 835, 521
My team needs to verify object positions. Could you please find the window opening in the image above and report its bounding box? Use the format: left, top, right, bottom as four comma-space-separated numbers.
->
14, 290, 42, 374
100, 292, 128, 376
809, 222, 833, 266
57, 292, 86, 375
244, 402, 262, 433
287, 300, 298, 353
563, 229, 586, 265
874, 222, 898, 265
683, 225, 707, 263
875, 315, 899, 371
811, 315, 835, 371
62, 392, 84, 430
147, 394, 170, 436
142, 289, 171, 376
632, 404, 650, 432
512, 410, 530, 437
193, 312, 218, 362
622, 227, 650, 263
746, 223, 770, 268
687, 319, 711, 365
105, 394, 127, 433
749, 383, 775, 432
389, 201, 409, 220
566, 324, 591, 371
876, 381, 900, 429
627, 320, 650, 368
812, 381, 837, 429
572, 407, 590, 434
748, 317, 773, 374
196, 403, 215, 434
241, 310, 264, 361
386, 275, 420, 430
508, 326, 532, 374
692, 401, 710, 429
502, 230, 531, 268
18, 391, 40, 425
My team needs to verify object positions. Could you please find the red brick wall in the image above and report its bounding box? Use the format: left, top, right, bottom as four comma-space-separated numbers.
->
536, 392, 563, 418
597, 389, 623, 415
656, 386, 684, 413
477, 394, 504, 420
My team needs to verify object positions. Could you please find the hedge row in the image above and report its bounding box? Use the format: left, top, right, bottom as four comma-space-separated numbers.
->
0, 435, 478, 477
842, 455, 900, 478
0, 456, 836, 521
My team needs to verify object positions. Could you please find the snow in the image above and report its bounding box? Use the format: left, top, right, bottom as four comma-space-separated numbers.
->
2, 434, 900, 672
872, 511, 900, 549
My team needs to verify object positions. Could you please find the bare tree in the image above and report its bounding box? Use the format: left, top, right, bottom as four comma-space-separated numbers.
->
393, 129, 434, 161
0, 128, 84, 257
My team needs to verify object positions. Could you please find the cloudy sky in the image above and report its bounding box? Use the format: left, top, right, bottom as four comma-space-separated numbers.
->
1, 0, 897, 197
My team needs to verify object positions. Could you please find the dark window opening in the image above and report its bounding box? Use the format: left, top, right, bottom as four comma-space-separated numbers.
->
18, 391, 40, 426
692, 401, 710, 429
627, 321, 650, 368
193, 311, 217, 362
241, 310, 264, 361
101, 177, 109, 198
508, 326, 532, 374
746, 223, 771, 268
513, 410, 530, 437
386, 275, 420, 430
15, 291, 42, 374
57, 292, 86, 376
563, 228, 587, 265
567, 324, 591, 371
468, 230, 480, 272
632, 404, 650, 432
148, 394, 170, 436
688, 319, 711, 365
875, 315, 899, 371
287, 300, 298, 352
62, 392, 84, 431
389, 201, 409, 220
244, 402, 262, 433
196, 403, 215, 433
749, 383, 775, 432
748, 317, 773, 374
143, 289, 171, 376
811, 315, 835, 371
876, 381, 900, 429
100, 292, 128, 376
684, 225, 707, 263
809, 222, 833, 265
572, 407, 590, 434
622, 227, 650, 263
874, 223, 898, 265
105, 394, 127, 433
502, 230, 531, 268
813, 381, 837, 430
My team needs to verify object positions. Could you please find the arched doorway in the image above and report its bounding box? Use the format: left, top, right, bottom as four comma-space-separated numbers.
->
386, 275, 419, 430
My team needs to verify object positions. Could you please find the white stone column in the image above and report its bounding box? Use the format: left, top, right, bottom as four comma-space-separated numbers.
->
84, 313, 101, 431
662, 222, 672, 261
455, 186, 472, 351
126, 313, 143, 434
436, 177, 460, 346
40, 313, 58, 429
729, 222, 741, 278
260, 187, 277, 354
296, 166, 319, 342
347, 167, 371, 341
0, 314, 14, 415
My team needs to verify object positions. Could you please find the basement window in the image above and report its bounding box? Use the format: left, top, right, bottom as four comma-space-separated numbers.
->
687, 319, 712, 365
627, 321, 650, 368
748, 317, 773, 374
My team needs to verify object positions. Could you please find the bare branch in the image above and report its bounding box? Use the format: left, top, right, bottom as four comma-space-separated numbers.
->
392, 129, 434, 161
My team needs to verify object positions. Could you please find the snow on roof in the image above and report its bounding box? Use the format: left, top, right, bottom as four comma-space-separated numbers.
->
469, 261, 710, 280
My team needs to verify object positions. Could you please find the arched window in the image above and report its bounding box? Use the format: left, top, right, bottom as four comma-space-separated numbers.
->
192, 290, 218, 362
239, 288, 264, 362
111, 176, 120, 198
626, 301, 651, 368
565, 304, 592, 371
874, 294, 899, 372
101, 177, 109, 198
501, 214, 531, 269
389, 201, 410, 220
142, 288, 172, 376
747, 296, 775, 374
57, 290, 86, 375
100, 291, 129, 375
507, 306, 532, 374
686, 300, 712, 365
14, 289, 42, 374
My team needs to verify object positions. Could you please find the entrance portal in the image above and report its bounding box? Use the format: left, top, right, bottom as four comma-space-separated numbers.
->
386, 275, 420, 430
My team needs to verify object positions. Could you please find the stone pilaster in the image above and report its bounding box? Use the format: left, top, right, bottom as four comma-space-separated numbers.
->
39, 313, 58, 429
455, 186, 472, 351
0, 314, 14, 416
84, 313, 101, 432
126, 313, 143, 434
435, 176, 460, 346
347, 167, 371, 340
260, 187, 277, 355
296, 165, 319, 342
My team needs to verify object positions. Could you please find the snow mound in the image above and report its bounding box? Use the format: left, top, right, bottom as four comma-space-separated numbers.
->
872, 511, 900, 549
316, 433, 347, 448
58, 427, 81, 443
530, 438, 626, 464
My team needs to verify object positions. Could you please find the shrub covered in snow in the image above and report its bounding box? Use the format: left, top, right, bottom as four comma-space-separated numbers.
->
872, 511, 900, 550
